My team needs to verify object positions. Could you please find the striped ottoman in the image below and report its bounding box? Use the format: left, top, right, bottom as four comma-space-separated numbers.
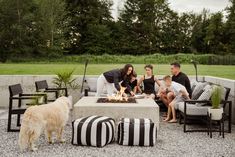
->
72, 116, 115, 147
117, 118, 156, 146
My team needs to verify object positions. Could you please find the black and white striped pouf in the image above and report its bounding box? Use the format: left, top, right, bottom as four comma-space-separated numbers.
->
72, 116, 115, 147
117, 118, 156, 146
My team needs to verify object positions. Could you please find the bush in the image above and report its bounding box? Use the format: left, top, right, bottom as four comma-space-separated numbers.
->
4, 53, 235, 65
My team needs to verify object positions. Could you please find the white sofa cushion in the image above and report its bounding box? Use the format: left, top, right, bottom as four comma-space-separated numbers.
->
178, 102, 210, 116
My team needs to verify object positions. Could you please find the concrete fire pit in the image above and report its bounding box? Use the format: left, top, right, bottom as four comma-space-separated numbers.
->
73, 97, 159, 129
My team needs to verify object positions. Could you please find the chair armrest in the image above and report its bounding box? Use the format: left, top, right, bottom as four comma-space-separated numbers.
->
44, 90, 58, 93
47, 87, 67, 90
11, 96, 38, 100
184, 100, 211, 104
20, 93, 47, 96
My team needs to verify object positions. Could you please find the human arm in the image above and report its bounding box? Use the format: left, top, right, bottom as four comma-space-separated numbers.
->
180, 89, 190, 100
185, 76, 192, 98
154, 76, 161, 87
113, 72, 121, 91
137, 76, 144, 93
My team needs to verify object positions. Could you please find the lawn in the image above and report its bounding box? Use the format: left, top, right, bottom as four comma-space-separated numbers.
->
0, 64, 234, 80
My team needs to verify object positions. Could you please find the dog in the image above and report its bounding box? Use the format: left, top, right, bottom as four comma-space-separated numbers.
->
18, 96, 72, 151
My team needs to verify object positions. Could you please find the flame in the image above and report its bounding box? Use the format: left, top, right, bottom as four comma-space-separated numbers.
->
108, 86, 128, 101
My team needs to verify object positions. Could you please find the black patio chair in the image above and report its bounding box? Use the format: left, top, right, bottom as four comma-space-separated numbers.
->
35, 80, 68, 102
179, 86, 232, 133
8, 84, 47, 132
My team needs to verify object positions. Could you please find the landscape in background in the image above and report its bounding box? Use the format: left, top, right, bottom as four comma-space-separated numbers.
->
0, 0, 234, 80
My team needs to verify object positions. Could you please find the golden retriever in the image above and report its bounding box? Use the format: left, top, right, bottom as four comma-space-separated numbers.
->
19, 96, 72, 151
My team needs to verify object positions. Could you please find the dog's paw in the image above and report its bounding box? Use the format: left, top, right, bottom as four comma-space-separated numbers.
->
60, 139, 66, 143
48, 140, 54, 144
31, 147, 38, 151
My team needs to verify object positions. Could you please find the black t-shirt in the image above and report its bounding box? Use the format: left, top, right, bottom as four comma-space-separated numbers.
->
172, 72, 192, 98
122, 79, 137, 93
129, 79, 137, 90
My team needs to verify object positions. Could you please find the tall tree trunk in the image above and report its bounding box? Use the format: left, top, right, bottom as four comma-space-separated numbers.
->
17, 0, 22, 41
51, 28, 54, 47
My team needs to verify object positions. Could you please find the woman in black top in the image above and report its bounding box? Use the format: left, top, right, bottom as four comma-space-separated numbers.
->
96, 64, 134, 97
138, 64, 161, 99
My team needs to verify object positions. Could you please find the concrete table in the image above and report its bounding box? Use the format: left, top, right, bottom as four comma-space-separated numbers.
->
73, 97, 160, 130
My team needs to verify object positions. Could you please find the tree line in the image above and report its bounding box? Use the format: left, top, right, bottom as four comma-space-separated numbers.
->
0, 0, 234, 62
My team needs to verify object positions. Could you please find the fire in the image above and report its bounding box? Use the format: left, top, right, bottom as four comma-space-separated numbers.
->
108, 86, 128, 101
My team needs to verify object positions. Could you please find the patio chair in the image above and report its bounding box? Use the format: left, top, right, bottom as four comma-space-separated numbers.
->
178, 85, 231, 133
8, 84, 47, 132
35, 80, 68, 102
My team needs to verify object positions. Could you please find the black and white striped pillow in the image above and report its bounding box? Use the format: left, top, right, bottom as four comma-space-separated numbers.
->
117, 118, 156, 146
72, 116, 115, 147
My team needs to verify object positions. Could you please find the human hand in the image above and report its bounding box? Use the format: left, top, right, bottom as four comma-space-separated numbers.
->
130, 91, 135, 96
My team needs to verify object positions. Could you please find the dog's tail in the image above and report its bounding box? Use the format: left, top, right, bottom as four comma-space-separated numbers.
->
18, 107, 44, 151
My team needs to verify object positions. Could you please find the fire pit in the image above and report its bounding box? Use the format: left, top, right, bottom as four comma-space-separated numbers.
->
73, 97, 160, 130
96, 86, 136, 103
97, 97, 136, 103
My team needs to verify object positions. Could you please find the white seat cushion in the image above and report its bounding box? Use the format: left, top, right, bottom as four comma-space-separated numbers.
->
178, 102, 210, 116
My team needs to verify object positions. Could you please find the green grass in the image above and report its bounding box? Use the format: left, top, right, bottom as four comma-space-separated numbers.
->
0, 63, 234, 80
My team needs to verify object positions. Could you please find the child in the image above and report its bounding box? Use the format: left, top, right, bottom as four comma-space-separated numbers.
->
138, 65, 161, 99
163, 75, 190, 123
123, 72, 141, 95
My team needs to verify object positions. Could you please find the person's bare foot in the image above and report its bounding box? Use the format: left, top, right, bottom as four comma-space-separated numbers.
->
163, 118, 170, 122
168, 119, 177, 123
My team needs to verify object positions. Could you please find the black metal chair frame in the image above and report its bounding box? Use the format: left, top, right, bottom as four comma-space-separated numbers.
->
179, 94, 232, 133
8, 84, 47, 132
35, 80, 68, 102
207, 112, 225, 138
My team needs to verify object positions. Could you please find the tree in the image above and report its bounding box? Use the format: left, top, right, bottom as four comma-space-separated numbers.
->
65, 0, 113, 54
119, 0, 177, 54
204, 12, 225, 54
225, 0, 235, 54
0, 0, 39, 61
34, 0, 67, 57
191, 9, 210, 53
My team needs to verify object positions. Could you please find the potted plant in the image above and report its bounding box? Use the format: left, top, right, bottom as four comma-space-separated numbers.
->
208, 85, 223, 120
52, 69, 80, 103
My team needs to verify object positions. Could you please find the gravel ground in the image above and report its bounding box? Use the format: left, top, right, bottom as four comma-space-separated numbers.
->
1, 115, 235, 157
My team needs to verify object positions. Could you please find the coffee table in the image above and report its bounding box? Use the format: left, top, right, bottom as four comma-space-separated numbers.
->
73, 97, 159, 129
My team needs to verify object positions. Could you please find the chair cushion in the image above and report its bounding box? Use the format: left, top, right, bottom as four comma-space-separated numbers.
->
117, 118, 156, 146
178, 102, 210, 116
72, 116, 115, 147
196, 85, 213, 106
221, 86, 227, 100
190, 80, 198, 93
191, 82, 208, 100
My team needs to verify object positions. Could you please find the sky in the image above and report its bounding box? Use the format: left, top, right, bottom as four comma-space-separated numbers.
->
111, 0, 232, 20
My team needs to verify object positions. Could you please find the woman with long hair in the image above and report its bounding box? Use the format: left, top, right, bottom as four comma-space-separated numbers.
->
138, 64, 161, 99
96, 64, 134, 97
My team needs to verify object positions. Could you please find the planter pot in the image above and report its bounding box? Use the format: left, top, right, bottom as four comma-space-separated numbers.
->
208, 108, 223, 120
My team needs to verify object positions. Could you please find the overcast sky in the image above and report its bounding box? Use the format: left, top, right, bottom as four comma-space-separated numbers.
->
111, 0, 232, 20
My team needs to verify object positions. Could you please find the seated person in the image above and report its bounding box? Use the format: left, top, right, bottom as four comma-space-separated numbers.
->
156, 84, 175, 116
138, 64, 161, 99
122, 72, 140, 95
171, 62, 192, 98
163, 75, 190, 123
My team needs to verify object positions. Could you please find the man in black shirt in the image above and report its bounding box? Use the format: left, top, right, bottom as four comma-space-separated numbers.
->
171, 62, 192, 98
